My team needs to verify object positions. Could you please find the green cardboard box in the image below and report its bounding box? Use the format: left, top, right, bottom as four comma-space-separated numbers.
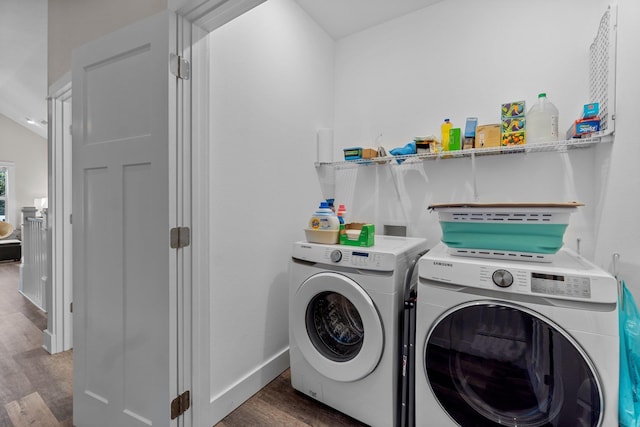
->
339, 223, 375, 247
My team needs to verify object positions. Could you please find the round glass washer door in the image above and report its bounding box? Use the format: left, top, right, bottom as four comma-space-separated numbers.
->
291, 272, 384, 382
424, 302, 603, 427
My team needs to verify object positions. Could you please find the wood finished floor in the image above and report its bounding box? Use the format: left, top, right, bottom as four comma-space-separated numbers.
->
0, 261, 73, 427
0, 261, 367, 426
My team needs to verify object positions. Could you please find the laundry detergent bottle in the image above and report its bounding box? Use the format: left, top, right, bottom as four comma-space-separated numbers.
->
309, 201, 340, 230
441, 118, 453, 151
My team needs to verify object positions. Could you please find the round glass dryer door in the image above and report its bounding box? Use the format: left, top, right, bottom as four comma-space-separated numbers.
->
291, 272, 384, 382
424, 302, 603, 427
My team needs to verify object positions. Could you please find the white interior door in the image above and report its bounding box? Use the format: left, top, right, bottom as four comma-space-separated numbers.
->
72, 10, 184, 426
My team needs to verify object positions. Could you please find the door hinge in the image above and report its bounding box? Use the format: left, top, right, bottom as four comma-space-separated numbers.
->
170, 227, 190, 249
170, 390, 190, 419
170, 53, 190, 80
70, 302, 73, 313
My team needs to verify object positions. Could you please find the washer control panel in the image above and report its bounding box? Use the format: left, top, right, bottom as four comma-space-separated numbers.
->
327, 248, 383, 268
318, 247, 398, 271
291, 242, 400, 272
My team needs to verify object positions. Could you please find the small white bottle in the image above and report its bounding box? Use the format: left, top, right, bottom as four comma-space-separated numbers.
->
526, 93, 559, 144
309, 201, 340, 230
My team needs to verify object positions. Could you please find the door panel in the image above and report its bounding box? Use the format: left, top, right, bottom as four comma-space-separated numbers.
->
72, 11, 178, 427
424, 302, 603, 427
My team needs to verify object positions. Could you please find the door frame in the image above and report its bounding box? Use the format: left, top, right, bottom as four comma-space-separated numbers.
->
172, 0, 270, 424
45, 72, 73, 354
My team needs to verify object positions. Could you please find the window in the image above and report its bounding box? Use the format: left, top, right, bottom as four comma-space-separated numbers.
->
0, 167, 6, 221
0, 162, 15, 223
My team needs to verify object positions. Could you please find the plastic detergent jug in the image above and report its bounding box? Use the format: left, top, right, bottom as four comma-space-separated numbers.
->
526, 93, 559, 143
441, 119, 453, 151
309, 201, 340, 230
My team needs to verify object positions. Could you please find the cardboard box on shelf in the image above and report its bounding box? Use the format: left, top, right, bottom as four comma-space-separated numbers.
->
501, 101, 526, 119
566, 117, 601, 139
343, 147, 363, 160
583, 102, 599, 119
502, 118, 526, 133
362, 148, 379, 159
475, 124, 501, 148
501, 131, 526, 146
414, 136, 434, 154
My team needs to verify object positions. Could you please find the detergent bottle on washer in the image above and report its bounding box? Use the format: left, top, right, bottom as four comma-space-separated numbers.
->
309, 201, 340, 231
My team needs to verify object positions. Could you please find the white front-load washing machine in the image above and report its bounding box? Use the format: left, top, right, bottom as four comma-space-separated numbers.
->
415, 243, 619, 427
289, 236, 428, 427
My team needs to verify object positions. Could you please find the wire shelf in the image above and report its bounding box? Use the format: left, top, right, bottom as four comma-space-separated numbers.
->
316, 135, 612, 169
589, 5, 617, 133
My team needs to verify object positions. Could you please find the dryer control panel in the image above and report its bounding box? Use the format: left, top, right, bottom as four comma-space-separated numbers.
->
530, 272, 592, 299
418, 243, 617, 304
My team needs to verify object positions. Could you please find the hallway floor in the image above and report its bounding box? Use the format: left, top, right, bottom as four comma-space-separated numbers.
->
0, 261, 366, 426
0, 261, 73, 426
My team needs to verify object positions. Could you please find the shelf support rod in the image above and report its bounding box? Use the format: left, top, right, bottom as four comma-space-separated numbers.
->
471, 151, 478, 201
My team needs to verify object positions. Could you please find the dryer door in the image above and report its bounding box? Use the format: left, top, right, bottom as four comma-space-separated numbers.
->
424, 302, 603, 427
291, 272, 384, 382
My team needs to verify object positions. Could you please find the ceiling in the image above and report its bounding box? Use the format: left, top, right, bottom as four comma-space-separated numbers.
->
294, 0, 442, 40
0, 0, 442, 141
0, 0, 48, 139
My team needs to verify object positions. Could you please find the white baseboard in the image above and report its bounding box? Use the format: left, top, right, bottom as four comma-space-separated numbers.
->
42, 329, 55, 354
206, 347, 290, 425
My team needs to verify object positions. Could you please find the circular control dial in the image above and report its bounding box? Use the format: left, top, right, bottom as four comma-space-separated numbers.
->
492, 269, 514, 288
330, 250, 342, 263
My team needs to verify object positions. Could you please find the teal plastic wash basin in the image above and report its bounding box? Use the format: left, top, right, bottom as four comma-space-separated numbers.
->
439, 222, 569, 254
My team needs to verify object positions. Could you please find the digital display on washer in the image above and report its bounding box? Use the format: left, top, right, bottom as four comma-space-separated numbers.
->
531, 272, 591, 298
352, 251, 369, 258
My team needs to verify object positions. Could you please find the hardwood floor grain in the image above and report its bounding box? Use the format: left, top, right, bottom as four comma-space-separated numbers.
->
0, 261, 74, 427
0, 260, 368, 427
215, 370, 367, 427
5, 392, 60, 427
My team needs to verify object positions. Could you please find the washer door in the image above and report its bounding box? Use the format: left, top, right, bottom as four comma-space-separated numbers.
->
424, 302, 603, 427
291, 272, 384, 382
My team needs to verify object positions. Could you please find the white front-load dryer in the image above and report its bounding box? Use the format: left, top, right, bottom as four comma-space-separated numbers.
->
415, 243, 619, 427
289, 236, 428, 427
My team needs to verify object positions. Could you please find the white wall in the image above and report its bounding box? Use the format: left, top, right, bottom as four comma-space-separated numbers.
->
0, 113, 48, 228
207, 0, 334, 409
202, 4, 636, 408
331, 0, 612, 261
594, 0, 640, 295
